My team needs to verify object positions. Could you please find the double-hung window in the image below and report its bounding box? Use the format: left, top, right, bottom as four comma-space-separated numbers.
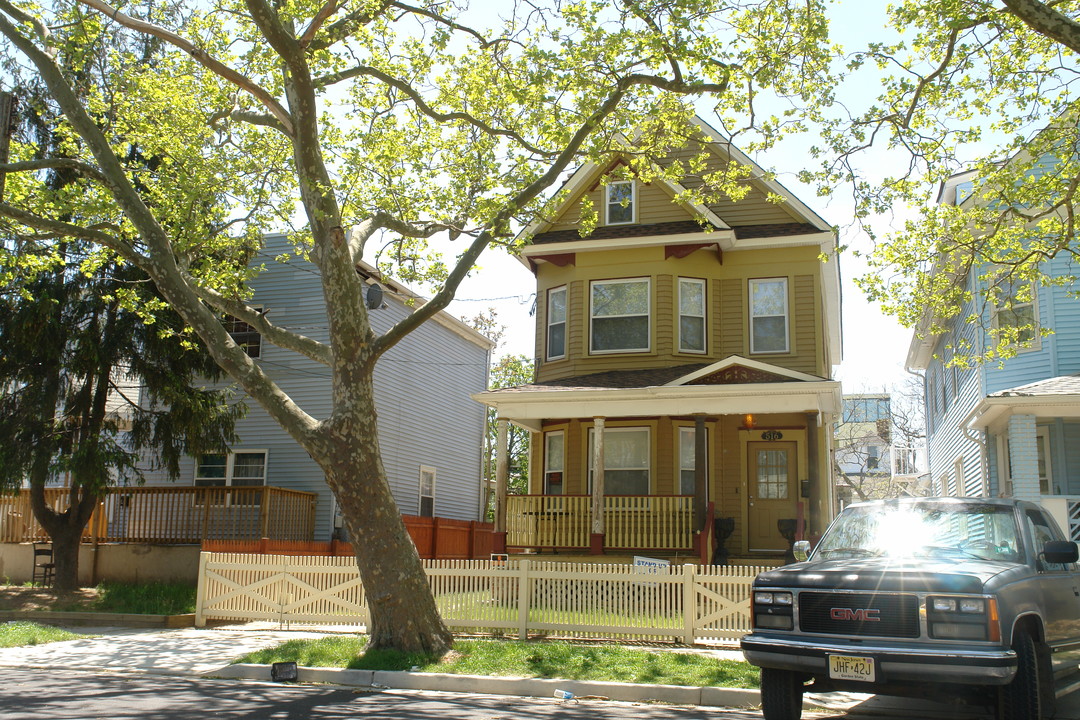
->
678, 427, 707, 496
678, 278, 706, 353
195, 450, 267, 505
591, 278, 650, 353
544, 431, 564, 495
546, 286, 567, 361
225, 314, 262, 358
588, 427, 650, 495
749, 278, 789, 354
605, 180, 635, 225
992, 275, 1038, 348
419, 465, 436, 517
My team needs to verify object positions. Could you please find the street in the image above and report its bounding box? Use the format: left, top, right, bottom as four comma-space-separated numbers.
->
0, 667, 1013, 720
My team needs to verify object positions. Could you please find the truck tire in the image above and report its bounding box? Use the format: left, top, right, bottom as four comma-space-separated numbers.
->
1001, 631, 1042, 720
760, 667, 803, 720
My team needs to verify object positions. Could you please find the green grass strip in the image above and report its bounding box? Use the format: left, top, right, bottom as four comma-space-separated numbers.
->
46, 582, 197, 615
235, 637, 759, 688
0, 621, 85, 648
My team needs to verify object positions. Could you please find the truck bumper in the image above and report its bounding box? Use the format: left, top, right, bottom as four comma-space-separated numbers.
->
741, 633, 1017, 685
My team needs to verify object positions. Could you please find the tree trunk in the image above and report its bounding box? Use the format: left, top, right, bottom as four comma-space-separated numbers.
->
29, 482, 101, 593
45, 522, 85, 593
317, 378, 452, 655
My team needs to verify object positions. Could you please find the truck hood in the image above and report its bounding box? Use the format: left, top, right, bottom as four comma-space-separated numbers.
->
754, 557, 1021, 594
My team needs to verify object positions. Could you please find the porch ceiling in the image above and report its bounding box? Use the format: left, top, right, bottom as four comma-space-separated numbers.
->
473, 380, 842, 432
966, 394, 1080, 433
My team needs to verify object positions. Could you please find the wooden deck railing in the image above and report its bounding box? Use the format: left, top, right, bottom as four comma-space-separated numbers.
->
506, 495, 695, 551
0, 486, 318, 544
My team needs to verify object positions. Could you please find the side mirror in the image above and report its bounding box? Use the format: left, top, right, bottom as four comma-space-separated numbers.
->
794, 540, 811, 563
1043, 540, 1079, 565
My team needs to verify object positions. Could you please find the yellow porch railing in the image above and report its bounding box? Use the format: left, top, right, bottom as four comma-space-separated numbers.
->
0, 486, 318, 544
506, 495, 591, 549
604, 495, 694, 550
506, 495, 695, 551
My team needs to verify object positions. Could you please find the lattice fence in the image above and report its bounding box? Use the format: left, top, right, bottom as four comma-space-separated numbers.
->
195, 553, 767, 643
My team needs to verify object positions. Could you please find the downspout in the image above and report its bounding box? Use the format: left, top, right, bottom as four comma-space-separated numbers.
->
959, 405, 990, 497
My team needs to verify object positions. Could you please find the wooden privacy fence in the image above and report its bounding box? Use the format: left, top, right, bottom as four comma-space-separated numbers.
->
506, 495, 695, 551
0, 486, 318, 544
196, 554, 767, 643
202, 515, 494, 560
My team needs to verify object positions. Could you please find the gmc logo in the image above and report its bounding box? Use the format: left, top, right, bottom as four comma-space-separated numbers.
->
830, 607, 881, 622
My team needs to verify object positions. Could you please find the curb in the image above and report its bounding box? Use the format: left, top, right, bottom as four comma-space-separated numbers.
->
214, 664, 835, 710
0, 611, 196, 628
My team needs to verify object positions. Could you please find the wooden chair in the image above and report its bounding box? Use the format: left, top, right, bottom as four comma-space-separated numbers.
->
32, 543, 54, 587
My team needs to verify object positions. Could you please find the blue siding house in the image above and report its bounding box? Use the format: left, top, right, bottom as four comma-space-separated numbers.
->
910, 172, 1080, 534
139, 233, 495, 540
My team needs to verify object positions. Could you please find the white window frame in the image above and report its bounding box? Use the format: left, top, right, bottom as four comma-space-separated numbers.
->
677, 426, 707, 496
546, 286, 567, 361
997, 434, 1014, 497
1037, 427, 1053, 494
605, 180, 636, 225
749, 277, 790, 354
544, 430, 565, 495
991, 277, 1040, 352
954, 456, 965, 497
419, 465, 436, 517
587, 426, 651, 495
678, 277, 707, 354
589, 277, 651, 354
194, 450, 268, 506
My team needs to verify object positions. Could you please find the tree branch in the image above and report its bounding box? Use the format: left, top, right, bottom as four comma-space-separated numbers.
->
1002, 0, 1080, 54
74, 0, 295, 137
0, 202, 141, 263
189, 283, 334, 366
0, 158, 111, 186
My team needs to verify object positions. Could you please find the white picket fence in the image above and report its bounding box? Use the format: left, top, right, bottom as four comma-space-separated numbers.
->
195, 553, 770, 643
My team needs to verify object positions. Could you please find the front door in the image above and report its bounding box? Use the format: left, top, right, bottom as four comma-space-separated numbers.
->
747, 441, 798, 552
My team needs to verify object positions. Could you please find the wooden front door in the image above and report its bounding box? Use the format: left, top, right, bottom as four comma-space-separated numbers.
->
747, 441, 798, 552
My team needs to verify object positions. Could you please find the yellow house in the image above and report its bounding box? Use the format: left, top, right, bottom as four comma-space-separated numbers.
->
474, 117, 842, 563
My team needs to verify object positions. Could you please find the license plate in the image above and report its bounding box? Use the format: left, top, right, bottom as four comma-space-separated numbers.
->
828, 654, 875, 682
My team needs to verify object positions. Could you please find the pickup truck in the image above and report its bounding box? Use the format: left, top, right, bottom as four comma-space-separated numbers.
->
740, 497, 1080, 720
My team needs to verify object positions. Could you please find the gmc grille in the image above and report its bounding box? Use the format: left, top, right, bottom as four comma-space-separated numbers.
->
798, 592, 920, 638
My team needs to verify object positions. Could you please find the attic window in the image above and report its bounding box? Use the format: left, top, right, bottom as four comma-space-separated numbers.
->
605, 180, 635, 225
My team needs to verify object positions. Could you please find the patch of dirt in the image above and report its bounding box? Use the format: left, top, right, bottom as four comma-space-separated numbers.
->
0, 586, 100, 612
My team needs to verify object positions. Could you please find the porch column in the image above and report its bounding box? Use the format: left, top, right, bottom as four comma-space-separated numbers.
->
694, 415, 707, 530
493, 417, 509, 553
591, 416, 605, 554
804, 412, 818, 541
1008, 414, 1040, 501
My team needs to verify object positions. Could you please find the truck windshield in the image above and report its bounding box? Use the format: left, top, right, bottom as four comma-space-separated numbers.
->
815, 502, 1022, 562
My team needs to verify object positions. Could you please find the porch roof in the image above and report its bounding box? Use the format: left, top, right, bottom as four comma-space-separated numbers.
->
965, 374, 1080, 431
474, 363, 841, 432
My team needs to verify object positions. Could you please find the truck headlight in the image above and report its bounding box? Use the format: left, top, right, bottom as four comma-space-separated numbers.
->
927, 596, 999, 642
752, 591, 794, 630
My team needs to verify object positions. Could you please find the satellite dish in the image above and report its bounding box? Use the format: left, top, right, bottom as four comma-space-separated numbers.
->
366, 283, 384, 310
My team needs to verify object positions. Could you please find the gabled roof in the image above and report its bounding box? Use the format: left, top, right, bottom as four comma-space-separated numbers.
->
667, 356, 828, 385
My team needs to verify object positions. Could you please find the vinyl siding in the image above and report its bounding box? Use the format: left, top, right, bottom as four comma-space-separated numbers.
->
139, 234, 490, 538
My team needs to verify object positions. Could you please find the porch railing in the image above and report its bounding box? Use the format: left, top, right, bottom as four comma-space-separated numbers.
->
0, 486, 318, 544
506, 495, 695, 551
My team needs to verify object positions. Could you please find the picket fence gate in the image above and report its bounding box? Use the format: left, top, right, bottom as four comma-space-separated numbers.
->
195, 553, 768, 643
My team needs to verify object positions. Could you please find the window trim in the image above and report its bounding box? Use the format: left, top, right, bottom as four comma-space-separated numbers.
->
605, 180, 636, 226
748, 277, 790, 354
587, 426, 651, 495
419, 465, 436, 517
546, 286, 567, 361
677, 426, 707, 497
194, 450, 268, 488
589, 277, 651, 355
678, 277, 707, 354
543, 430, 565, 495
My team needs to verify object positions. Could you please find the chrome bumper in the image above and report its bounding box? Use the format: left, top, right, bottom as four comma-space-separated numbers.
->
741, 633, 1017, 685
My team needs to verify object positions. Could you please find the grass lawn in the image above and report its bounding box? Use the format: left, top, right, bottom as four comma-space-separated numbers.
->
0, 581, 196, 615
0, 621, 85, 647
235, 636, 759, 688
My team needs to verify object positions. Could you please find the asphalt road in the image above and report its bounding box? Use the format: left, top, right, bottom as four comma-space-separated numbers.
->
0, 668, 764, 720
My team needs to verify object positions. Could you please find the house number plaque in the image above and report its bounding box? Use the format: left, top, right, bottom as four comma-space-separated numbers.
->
761, 430, 783, 441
